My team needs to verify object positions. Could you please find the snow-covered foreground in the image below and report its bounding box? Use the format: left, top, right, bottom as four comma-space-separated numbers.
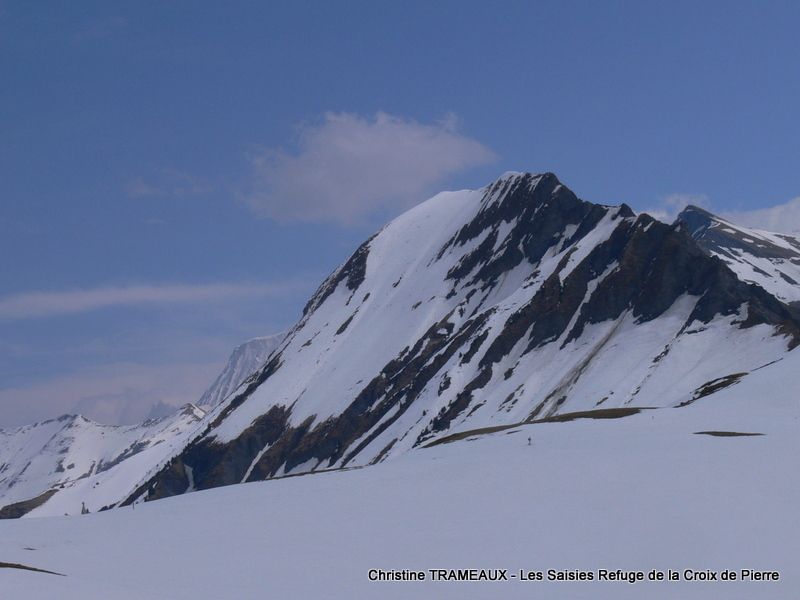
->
1, 352, 798, 599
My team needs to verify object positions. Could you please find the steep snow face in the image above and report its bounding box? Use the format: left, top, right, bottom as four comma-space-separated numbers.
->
0, 404, 206, 518
1, 349, 799, 600
677, 205, 800, 304
134, 173, 799, 501
197, 333, 286, 409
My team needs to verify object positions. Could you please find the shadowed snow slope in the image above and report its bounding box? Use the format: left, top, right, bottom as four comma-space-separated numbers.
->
1, 348, 798, 599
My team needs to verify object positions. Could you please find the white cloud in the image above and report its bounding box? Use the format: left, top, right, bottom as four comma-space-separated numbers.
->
244, 112, 496, 224
0, 361, 223, 428
0, 280, 307, 320
720, 197, 800, 236
643, 193, 710, 223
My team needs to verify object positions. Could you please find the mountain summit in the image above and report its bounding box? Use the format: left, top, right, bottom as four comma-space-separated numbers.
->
197, 333, 286, 409
122, 172, 799, 504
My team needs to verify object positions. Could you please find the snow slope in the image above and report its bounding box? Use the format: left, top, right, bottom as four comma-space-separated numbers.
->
0, 404, 206, 517
132, 172, 798, 502
197, 333, 285, 409
677, 205, 800, 304
1, 348, 798, 600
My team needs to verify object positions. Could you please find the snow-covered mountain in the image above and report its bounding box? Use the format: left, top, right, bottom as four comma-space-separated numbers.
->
197, 333, 285, 409
126, 172, 799, 505
677, 205, 800, 304
0, 331, 285, 518
0, 404, 205, 518
4, 172, 799, 519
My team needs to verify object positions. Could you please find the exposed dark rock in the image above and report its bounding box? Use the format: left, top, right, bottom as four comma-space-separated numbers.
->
693, 431, 764, 437
369, 439, 398, 465
439, 173, 628, 295
420, 364, 492, 439
96, 440, 151, 474
143, 405, 294, 502
437, 373, 451, 395
0, 561, 64, 576
424, 407, 648, 447
0, 489, 58, 519
335, 313, 356, 335
473, 211, 800, 383
678, 205, 800, 261
129, 311, 492, 504
677, 373, 748, 406
302, 234, 376, 316
460, 330, 489, 365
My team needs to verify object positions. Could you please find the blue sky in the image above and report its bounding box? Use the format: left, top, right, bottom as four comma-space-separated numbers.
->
2, 1, 800, 426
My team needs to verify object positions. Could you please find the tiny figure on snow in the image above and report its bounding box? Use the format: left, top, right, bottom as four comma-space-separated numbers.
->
81, 501, 89, 515
527, 436, 531, 446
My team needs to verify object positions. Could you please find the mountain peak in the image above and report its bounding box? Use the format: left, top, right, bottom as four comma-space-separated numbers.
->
675, 204, 800, 303
7, 171, 800, 519
127, 172, 800, 505
679, 203, 713, 216
494, 170, 556, 183
484, 171, 559, 198
197, 333, 286, 409
674, 204, 717, 238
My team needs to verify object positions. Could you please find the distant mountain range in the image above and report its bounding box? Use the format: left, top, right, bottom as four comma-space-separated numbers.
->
3, 171, 799, 518
0, 404, 206, 518
0, 335, 283, 517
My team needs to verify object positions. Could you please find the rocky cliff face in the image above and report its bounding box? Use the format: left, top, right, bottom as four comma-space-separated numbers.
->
127, 172, 800, 504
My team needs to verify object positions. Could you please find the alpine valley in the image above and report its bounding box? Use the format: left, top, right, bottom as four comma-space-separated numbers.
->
2, 172, 799, 599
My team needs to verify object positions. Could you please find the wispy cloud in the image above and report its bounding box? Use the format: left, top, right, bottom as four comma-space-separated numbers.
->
644, 193, 710, 223
125, 168, 213, 199
644, 192, 800, 236
0, 280, 307, 320
720, 197, 800, 235
243, 111, 496, 225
